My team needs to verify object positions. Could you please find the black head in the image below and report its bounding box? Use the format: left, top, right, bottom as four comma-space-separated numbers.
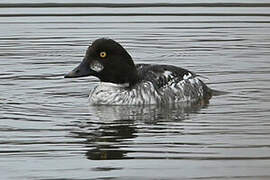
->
64, 38, 139, 85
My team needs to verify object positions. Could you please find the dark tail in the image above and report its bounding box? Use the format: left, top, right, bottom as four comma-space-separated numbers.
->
202, 82, 228, 100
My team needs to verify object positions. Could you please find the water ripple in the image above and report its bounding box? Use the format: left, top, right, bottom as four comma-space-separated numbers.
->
1, 1, 270, 179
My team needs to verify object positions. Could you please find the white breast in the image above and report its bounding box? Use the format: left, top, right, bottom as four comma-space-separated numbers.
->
89, 82, 160, 105
89, 78, 205, 105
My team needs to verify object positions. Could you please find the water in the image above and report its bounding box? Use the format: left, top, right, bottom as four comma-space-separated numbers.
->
1, 1, 270, 179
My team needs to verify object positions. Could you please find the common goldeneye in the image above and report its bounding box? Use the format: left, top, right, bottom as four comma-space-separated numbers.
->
64, 38, 213, 105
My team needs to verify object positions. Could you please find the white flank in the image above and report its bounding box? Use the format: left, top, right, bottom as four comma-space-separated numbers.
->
88, 76, 206, 105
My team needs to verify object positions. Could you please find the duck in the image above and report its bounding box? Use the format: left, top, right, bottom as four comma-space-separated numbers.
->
64, 38, 213, 105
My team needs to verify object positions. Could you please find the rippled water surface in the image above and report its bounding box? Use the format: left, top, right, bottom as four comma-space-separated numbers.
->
1, 1, 270, 179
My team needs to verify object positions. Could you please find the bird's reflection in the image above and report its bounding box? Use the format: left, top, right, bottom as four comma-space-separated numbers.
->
88, 101, 207, 122
71, 102, 208, 160
84, 118, 136, 160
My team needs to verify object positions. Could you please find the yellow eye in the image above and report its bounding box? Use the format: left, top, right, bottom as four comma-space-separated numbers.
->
99, 51, 107, 58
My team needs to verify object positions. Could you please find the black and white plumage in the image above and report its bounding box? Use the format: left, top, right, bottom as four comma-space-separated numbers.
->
65, 38, 212, 105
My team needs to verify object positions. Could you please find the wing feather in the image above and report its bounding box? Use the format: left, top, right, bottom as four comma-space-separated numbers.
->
136, 64, 196, 89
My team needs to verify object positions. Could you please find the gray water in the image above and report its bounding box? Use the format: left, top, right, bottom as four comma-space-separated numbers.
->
1, 1, 270, 179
